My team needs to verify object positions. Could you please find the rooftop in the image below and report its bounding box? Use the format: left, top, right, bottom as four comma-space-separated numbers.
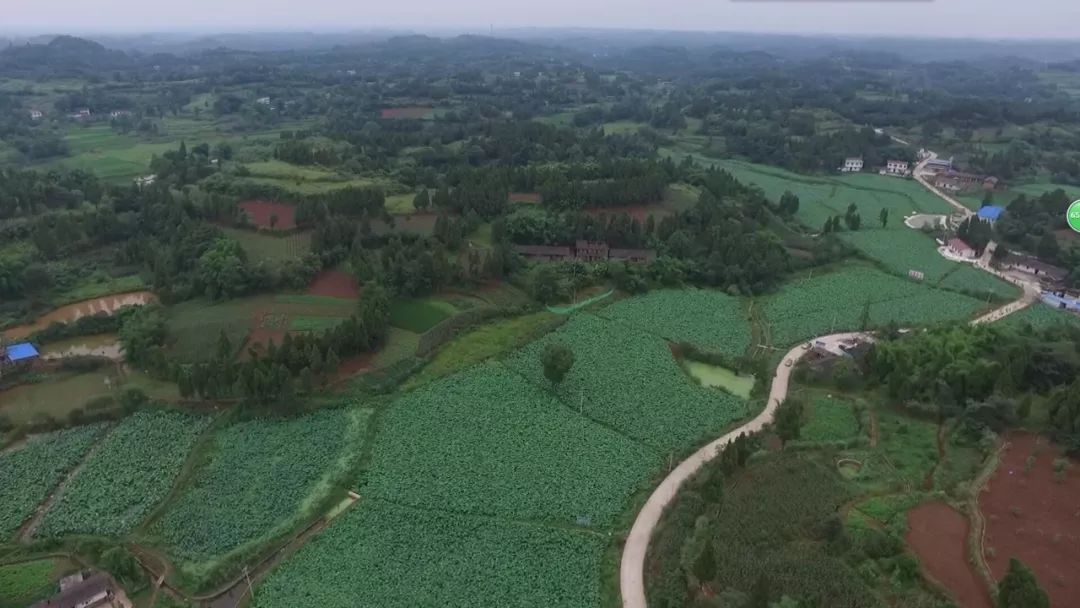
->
977, 205, 1005, 220
5, 342, 39, 362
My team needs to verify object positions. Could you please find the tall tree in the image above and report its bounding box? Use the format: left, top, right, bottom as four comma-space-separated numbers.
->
541, 342, 575, 387
879, 208, 889, 228
997, 558, 1049, 608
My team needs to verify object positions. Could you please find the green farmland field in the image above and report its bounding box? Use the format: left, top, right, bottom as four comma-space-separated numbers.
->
761, 266, 986, 346
362, 363, 657, 526
0, 558, 76, 608
0, 425, 108, 536
155, 408, 367, 574
37, 411, 211, 538
252, 500, 606, 608
504, 313, 749, 452
599, 288, 751, 357
221, 228, 312, 262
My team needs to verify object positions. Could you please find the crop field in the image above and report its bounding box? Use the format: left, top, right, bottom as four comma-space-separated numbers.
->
387, 297, 457, 333
155, 408, 367, 570
385, 192, 418, 214
221, 227, 311, 262
504, 314, 749, 452
406, 312, 562, 386
0, 557, 75, 608
711, 159, 952, 231
937, 265, 1021, 299
0, 370, 122, 425
362, 363, 656, 525
801, 395, 863, 443
998, 302, 1080, 330
761, 266, 985, 346
166, 294, 355, 361
598, 288, 750, 357
846, 409, 939, 493
252, 500, 606, 608
839, 229, 958, 281
0, 424, 108, 537
36, 411, 211, 538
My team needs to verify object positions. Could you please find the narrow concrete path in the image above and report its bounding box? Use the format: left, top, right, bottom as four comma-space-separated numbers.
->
619, 288, 1033, 607
913, 152, 975, 218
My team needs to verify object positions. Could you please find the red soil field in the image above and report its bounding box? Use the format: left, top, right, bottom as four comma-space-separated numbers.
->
980, 433, 1080, 607
508, 192, 541, 204
239, 200, 298, 230
906, 502, 992, 608
585, 203, 667, 222
306, 270, 360, 300
380, 106, 434, 120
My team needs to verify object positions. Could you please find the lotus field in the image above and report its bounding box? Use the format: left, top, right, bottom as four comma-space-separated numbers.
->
938, 265, 1021, 299
156, 407, 366, 566
599, 288, 751, 356
36, 411, 211, 538
762, 266, 986, 346
0, 424, 107, 536
839, 230, 958, 282
504, 314, 749, 452
252, 500, 605, 608
362, 363, 657, 526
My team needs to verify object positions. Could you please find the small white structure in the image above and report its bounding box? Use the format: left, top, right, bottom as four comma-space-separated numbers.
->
28, 109, 43, 120
134, 175, 156, 188
841, 157, 864, 173
109, 110, 131, 118
256, 96, 271, 105
924, 157, 954, 173
947, 238, 976, 259
69, 108, 91, 120
882, 160, 910, 176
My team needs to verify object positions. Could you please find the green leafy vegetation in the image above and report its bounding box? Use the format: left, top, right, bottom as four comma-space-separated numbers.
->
362, 363, 656, 526
0, 558, 69, 608
37, 411, 211, 538
504, 314, 749, 452
252, 500, 605, 608
0, 424, 107, 536
387, 297, 456, 333
155, 408, 366, 570
599, 288, 751, 357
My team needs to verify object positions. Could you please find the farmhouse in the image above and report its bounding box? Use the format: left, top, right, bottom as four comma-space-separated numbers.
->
512, 245, 573, 262
923, 157, 953, 173
68, 108, 91, 120
31, 571, 123, 608
514, 241, 656, 263
29, 109, 43, 120
947, 238, 976, 259
109, 110, 131, 118
882, 160, 910, 176
934, 170, 992, 193
1003, 252, 1067, 286
977, 205, 1005, 224
575, 240, 609, 262
134, 175, 156, 188
256, 96, 271, 105
841, 157, 863, 173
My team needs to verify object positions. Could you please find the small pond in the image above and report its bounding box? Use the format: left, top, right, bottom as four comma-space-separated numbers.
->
683, 360, 755, 399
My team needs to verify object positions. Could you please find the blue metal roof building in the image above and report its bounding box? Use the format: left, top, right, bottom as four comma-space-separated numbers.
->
977, 205, 1005, 222
4, 342, 40, 362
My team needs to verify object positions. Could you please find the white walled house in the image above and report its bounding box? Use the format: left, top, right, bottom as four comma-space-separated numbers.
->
947, 238, 976, 259
883, 160, 910, 176
28, 109, 43, 120
841, 157, 864, 173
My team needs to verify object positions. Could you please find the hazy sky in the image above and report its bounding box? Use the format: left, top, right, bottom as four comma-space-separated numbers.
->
5, 0, 1080, 40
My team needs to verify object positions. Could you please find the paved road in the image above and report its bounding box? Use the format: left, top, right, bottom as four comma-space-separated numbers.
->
619, 289, 1034, 608
619, 332, 865, 608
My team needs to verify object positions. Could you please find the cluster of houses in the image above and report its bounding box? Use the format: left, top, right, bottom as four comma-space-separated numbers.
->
840, 157, 911, 177
922, 156, 1000, 194
513, 240, 656, 264
26, 108, 134, 121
